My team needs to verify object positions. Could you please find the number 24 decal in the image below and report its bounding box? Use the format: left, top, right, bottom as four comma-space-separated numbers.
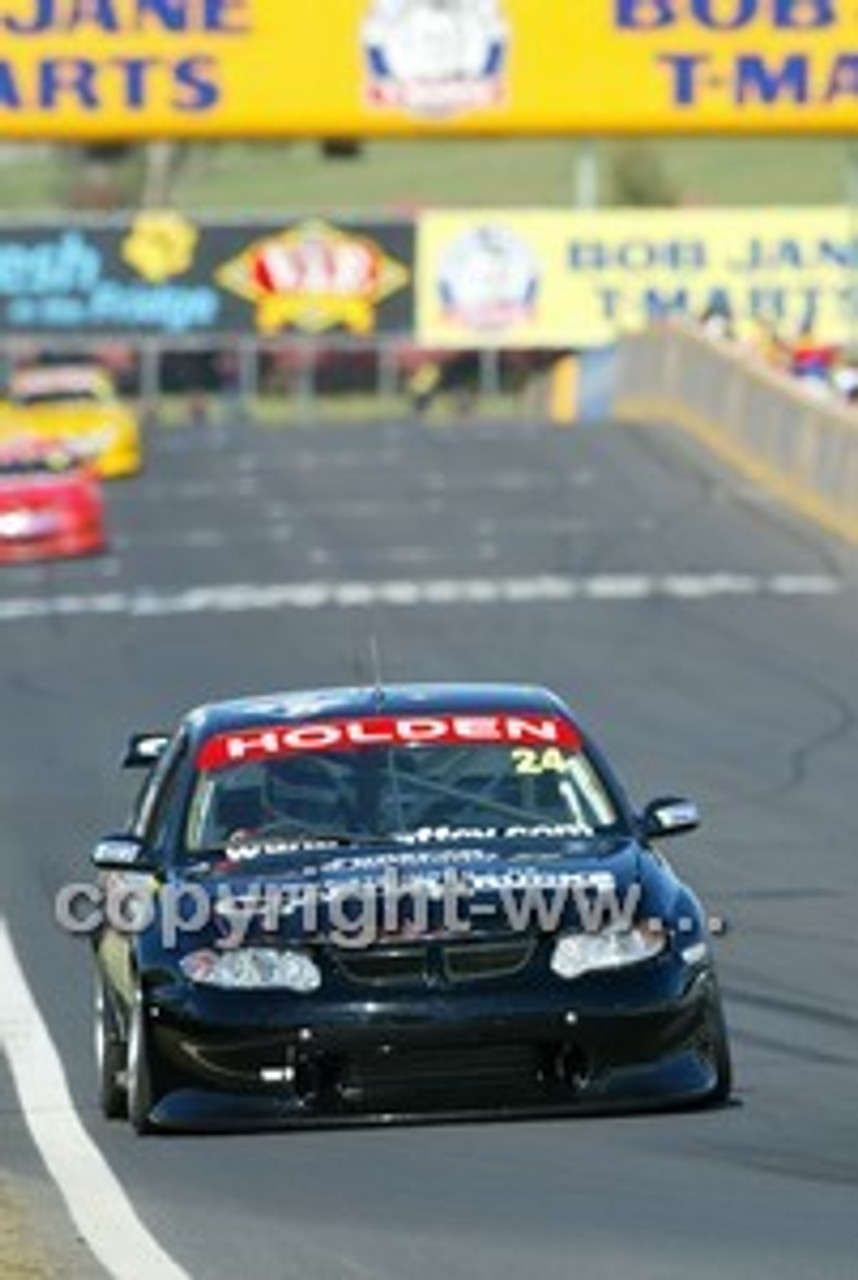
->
512, 748, 570, 775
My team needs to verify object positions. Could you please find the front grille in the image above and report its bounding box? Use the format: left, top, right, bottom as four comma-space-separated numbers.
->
332, 934, 538, 988
334, 945, 429, 987
443, 936, 536, 982
343, 1042, 539, 1095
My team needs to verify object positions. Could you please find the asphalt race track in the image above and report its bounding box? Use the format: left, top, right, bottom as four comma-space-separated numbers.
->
1, 416, 858, 1279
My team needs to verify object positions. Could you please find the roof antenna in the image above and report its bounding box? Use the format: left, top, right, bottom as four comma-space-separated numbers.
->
369, 634, 385, 709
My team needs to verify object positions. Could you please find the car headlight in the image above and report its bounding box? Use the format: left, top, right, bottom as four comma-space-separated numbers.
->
180, 948, 322, 992
550, 925, 665, 981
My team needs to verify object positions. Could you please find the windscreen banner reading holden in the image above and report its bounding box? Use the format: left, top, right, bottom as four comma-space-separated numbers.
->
0, 2, 854, 139
0, 214, 414, 336
417, 208, 858, 350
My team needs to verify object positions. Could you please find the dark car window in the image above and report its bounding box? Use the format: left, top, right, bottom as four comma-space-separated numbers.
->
0, 453, 80, 479
12, 389, 102, 406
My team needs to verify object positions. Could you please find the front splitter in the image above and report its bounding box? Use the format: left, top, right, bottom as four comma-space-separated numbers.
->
146, 1049, 721, 1134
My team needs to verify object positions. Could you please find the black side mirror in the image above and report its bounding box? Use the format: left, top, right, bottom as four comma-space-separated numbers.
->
641, 797, 700, 841
91, 834, 154, 872
123, 733, 170, 769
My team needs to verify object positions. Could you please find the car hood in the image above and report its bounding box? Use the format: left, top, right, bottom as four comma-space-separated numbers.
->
13, 405, 132, 433
171, 837, 645, 946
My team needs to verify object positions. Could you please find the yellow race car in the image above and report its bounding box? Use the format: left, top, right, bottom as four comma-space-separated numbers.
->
2, 364, 142, 479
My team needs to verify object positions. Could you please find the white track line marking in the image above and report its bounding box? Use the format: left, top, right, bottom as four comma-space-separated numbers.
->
0, 572, 841, 622
0, 918, 190, 1280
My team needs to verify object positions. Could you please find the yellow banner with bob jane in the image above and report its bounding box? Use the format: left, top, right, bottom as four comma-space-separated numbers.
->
417, 208, 858, 350
0, 2, 855, 140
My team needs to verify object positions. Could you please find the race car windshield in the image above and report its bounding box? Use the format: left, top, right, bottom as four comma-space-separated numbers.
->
12, 389, 101, 407
0, 455, 78, 478
184, 740, 622, 855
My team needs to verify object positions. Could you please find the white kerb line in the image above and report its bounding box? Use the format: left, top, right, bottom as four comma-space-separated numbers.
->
0, 917, 190, 1280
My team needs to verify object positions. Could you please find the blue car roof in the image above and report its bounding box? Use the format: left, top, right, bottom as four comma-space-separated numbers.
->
184, 682, 573, 742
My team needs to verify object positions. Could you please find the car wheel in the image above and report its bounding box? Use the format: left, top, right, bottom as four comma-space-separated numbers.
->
126, 982, 161, 1135
94, 971, 126, 1121
704, 994, 733, 1104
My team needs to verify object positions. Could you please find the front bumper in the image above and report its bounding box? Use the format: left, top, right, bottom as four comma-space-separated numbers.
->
0, 525, 106, 562
142, 960, 724, 1130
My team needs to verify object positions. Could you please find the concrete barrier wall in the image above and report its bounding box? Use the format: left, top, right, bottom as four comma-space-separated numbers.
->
613, 323, 858, 544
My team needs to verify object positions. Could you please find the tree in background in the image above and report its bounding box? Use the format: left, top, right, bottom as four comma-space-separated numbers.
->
609, 141, 677, 207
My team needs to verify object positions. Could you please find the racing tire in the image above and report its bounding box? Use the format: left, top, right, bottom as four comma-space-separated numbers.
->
126, 983, 161, 1135
94, 971, 126, 1121
704, 994, 733, 1105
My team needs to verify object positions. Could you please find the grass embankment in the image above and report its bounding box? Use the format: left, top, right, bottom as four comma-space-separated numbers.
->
0, 1182, 49, 1280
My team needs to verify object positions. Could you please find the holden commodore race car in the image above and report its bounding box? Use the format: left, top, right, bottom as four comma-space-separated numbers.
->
86, 683, 732, 1133
0, 439, 107, 563
3, 363, 141, 479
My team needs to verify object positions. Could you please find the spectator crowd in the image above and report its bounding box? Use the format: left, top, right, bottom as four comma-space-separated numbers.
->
697, 302, 858, 407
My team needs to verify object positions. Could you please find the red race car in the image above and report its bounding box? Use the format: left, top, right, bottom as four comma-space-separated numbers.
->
0, 439, 107, 564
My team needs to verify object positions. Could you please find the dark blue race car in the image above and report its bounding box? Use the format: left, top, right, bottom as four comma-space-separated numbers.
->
87, 682, 732, 1133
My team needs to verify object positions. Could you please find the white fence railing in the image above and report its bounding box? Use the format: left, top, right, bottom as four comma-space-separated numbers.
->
613, 323, 858, 544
